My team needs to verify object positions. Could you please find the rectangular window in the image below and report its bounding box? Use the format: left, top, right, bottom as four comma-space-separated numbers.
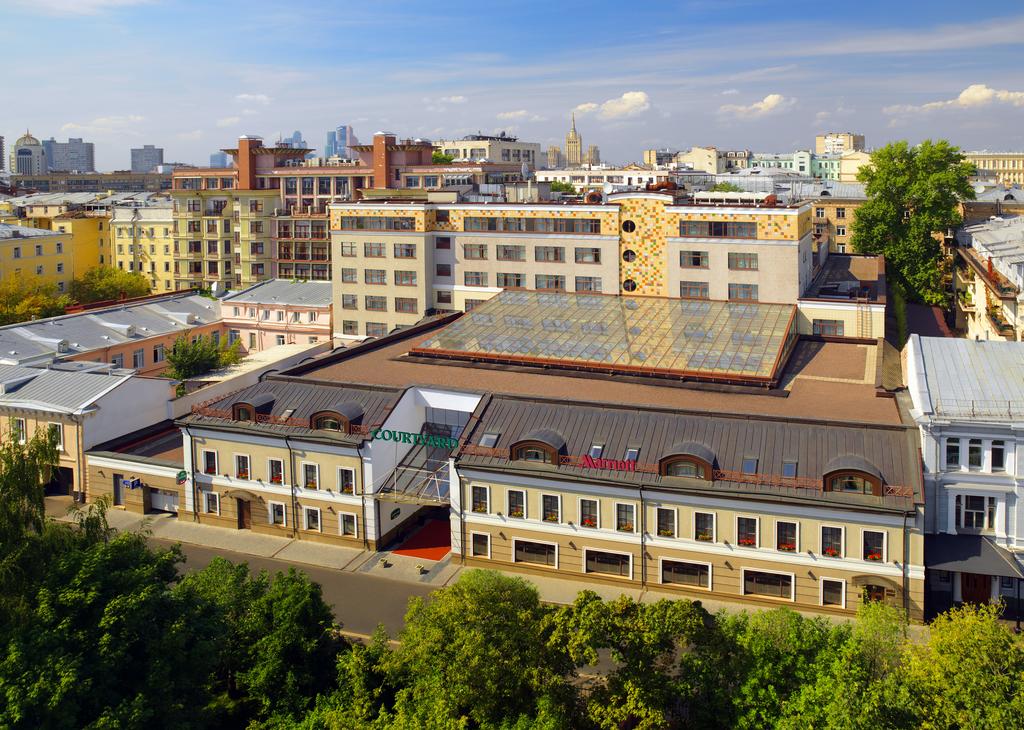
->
958, 495, 996, 530
680, 220, 757, 239
743, 570, 793, 599
821, 525, 843, 558
680, 281, 709, 300
968, 439, 983, 470
945, 439, 960, 468
497, 244, 525, 261
340, 513, 357, 537
728, 252, 759, 270
338, 468, 355, 494
202, 450, 217, 475
497, 272, 526, 288
776, 521, 798, 552
364, 269, 387, 285
341, 267, 357, 283
464, 271, 488, 287
304, 507, 321, 532
342, 320, 358, 335
472, 485, 489, 513
132, 349, 144, 368
542, 494, 560, 523
365, 296, 387, 311
366, 322, 387, 338
341, 294, 358, 310
394, 270, 417, 286
435, 236, 451, 249
514, 540, 556, 566
615, 503, 635, 533
821, 579, 845, 607
471, 532, 490, 558
863, 530, 885, 562
782, 460, 798, 478
815, 207, 825, 218
535, 274, 565, 291
992, 440, 1006, 472
363, 242, 386, 257
656, 507, 676, 538
680, 250, 709, 268
737, 516, 758, 547
812, 319, 845, 336
836, 225, 847, 237
694, 512, 715, 542
662, 560, 710, 588
728, 283, 758, 302
575, 247, 601, 264
235, 454, 250, 479
436, 263, 452, 277
393, 242, 417, 258
47, 422, 64, 451
575, 276, 602, 293
535, 246, 565, 263
835, 207, 846, 219
585, 550, 631, 578
302, 463, 319, 490
436, 290, 453, 305
579, 498, 599, 529
205, 491, 219, 514
268, 458, 284, 485
463, 243, 487, 260
507, 489, 525, 518
339, 242, 357, 257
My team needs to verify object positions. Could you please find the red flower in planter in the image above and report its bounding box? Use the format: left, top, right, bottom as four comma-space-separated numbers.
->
778, 542, 796, 552
738, 537, 757, 547
866, 551, 883, 561
823, 547, 841, 558
581, 517, 597, 528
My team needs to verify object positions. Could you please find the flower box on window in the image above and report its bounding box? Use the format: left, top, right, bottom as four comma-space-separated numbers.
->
580, 517, 597, 528
305, 481, 318, 490
237, 471, 249, 480
270, 475, 283, 484
543, 515, 559, 523
738, 537, 757, 547
822, 547, 841, 558
866, 551, 883, 562
777, 542, 796, 552
508, 508, 524, 518
658, 528, 674, 537
696, 532, 713, 542
617, 522, 634, 532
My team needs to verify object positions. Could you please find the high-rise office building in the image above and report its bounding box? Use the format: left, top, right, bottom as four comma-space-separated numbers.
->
209, 151, 229, 168
131, 145, 164, 173
325, 125, 358, 159
0, 136, 5, 172
10, 131, 47, 174
565, 113, 583, 167
42, 137, 95, 172
584, 144, 601, 166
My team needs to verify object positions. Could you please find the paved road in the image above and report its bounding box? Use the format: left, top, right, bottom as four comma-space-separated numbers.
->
152, 538, 433, 638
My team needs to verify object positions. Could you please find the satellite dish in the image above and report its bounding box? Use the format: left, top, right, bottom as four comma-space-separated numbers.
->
520, 162, 531, 179
603, 182, 614, 195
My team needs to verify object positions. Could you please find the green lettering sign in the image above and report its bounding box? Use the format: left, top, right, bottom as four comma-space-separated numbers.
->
372, 429, 459, 450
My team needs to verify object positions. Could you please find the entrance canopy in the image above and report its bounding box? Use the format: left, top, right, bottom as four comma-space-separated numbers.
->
925, 534, 1024, 579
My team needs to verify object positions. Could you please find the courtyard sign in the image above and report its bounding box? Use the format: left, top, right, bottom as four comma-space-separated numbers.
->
371, 428, 459, 450
579, 455, 636, 472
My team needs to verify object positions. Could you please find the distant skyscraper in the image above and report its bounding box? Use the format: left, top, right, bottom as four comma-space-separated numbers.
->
565, 113, 583, 167
42, 137, 95, 172
547, 145, 562, 169
585, 144, 600, 166
325, 125, 358, 159
0, 136, 5, 172
209, 151, 229, 168
10, 131, 47, 174
131, 145, 164, 173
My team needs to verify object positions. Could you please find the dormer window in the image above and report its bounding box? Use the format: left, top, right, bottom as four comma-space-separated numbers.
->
511, 428, 565, 466
233, 404, 254, 421
309, 401, 364, 434
312, 412, 344, 431
662, 457, 706, 479
658, 443, 715, 480
823, 456, 883, 497
589, 444, 604, 459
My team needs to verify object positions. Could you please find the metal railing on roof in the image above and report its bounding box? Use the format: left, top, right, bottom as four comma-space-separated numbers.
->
933, 399, 1022, 419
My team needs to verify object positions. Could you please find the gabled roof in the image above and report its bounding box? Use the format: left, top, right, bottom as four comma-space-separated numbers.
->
0, 364, 132, 414
223, 279, 332, 307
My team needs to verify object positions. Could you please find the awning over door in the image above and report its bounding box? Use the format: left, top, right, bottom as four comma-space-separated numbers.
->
925, 534, 1024, 579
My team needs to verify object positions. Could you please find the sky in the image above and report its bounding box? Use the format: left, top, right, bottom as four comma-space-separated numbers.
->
3, 0, 1024, 170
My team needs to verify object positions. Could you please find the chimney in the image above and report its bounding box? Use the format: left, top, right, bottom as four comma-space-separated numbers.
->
373, 132, 395, 190
236, 135, 263, 191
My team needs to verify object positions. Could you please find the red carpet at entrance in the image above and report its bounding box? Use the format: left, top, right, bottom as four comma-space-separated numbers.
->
391, 519, 451, 561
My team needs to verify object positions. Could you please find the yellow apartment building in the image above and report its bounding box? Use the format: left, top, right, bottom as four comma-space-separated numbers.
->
0, 223, 75, 292
964, 151, 1024, 187
111, 202, 175, 292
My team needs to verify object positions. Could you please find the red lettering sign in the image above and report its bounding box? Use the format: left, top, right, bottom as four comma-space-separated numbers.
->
580, 455, 636, 472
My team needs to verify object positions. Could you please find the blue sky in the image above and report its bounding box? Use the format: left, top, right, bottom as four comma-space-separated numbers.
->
4, 0, 1024, 170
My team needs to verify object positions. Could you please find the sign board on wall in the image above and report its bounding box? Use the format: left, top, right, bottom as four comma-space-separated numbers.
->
371, 428, 459, 450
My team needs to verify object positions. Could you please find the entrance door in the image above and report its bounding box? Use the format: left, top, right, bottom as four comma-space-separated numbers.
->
237, 499, 251, 529
961, 572, 992, 604
113, 473, 123, 506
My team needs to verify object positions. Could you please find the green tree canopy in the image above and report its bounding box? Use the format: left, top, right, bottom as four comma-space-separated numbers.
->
165, 334, 241, 381
710, 182, 744, 192
69, 266, 151, 304
432, 151, 454, 164
851, 139, 975, 304
550, 180, 577, 194
0, 275, 70, 325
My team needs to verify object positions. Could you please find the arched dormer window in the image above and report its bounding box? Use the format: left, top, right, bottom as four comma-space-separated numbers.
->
823, 455, 883, 496
233, 403, 254, 421
233, 392, 274, 422
658, 442, 715, 480
310, 400, 364, 434
511, 428, 565, 465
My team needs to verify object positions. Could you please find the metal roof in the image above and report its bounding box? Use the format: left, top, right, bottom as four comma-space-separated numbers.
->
925, 534, 1024, 578
0, 364, 131, 413
459, 394, 920, 509
0, 223, 63, 240
914, 336, 1024, 419
222, 279, 332, 307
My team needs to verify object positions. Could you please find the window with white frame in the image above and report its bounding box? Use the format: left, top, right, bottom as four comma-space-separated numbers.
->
821, 578, 845, 608
269, 502, 286, 526
821, 525, 843, 558
955, 494, 996, 531
302, 463, 319, 490
992, 440, 1006, 472
235, 454, 250, 479
205, 491, 219, 514
579, 498, 599, 528
776, 521, 798, 552
694, 512, 715, 542
202, 449, 217, 475
615, 503, 635, 533
338, 467, 355, 494
737, 516, 758, 547
743, 569, 793, 600
662, 559, 710, 588
340, 513, 357, 537
656, 507, 676, 538
471, 485, 489, 513
542, 494, 560, 523
944, 438, 960, 469
513, 539, 556, 566
585, 549, 631, 578
471, 532, 490, 558
968, 439, 983, 470
11, 418, 25, 444
862, 530, 886, 562
304, 506, 321, 531
48, 422, 64, 451
507, 489, 525, 518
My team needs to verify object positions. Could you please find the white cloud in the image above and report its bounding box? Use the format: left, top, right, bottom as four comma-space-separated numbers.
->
496, 110, 546, 121
8, 0, 151, 16
177, 130, 203, 141
720, 88, 740, 96
241, 108, 259, 116
883, 84, 1024, 115
235, 93, 271, 105
573, 91, 651, 120
216, 116, 241, 127
61, 115, 145, 134
440, 95, 467, 104
719, 93, 795, 118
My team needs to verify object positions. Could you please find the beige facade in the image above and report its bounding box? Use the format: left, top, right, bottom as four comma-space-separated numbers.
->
111, 202, 175, 292
964, 151, 1024, 187
676, 147, 751, 174
433, 136, 541, 166
565, 115, 583, 167
839, 150, 871, 182
811, 197, 863, 253
815, 132, 866, 155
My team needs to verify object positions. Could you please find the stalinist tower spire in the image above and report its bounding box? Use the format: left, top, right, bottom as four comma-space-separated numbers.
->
565, 112, 582, 167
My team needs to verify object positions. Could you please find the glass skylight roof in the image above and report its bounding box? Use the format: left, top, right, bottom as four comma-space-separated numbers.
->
412, 291, 797, 383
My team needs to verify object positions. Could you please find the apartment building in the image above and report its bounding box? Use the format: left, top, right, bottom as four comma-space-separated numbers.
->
434, 134, 541, 166
750, 151, 842, 180
673, 147, 751, 174
815, 132, 866, 155
11, 171, 172, 193
0, 223, 74, 291
964, 151, 1024, 187
42, 137, 95, 173
535, 166, 677, 191
953, 216, 1023, 341
111, 200, 175, 291
221, 279, 332, 351
906, 336, 1024, 616
809, 183, 867, 253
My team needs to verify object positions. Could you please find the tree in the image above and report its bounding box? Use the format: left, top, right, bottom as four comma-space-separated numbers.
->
165, 334, 242, 381
69, 266, 151, 304
710, 182, 744, 192
0, 275, 70, 325
550, 180, 577, 194
432, 151, 454, 164
851, 140, 975, 305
